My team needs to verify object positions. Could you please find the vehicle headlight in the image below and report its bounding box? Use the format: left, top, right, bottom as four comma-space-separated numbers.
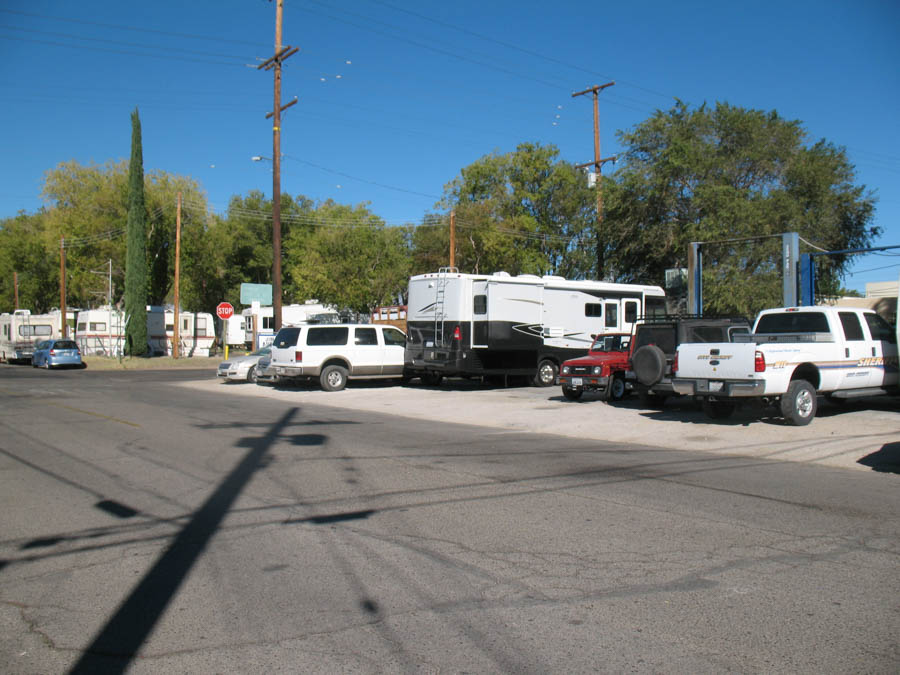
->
561, 365, 570, 374
593, 366, 603, 375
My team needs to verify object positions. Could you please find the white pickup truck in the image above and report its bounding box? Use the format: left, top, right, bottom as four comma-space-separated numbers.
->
672, 306, 899, 425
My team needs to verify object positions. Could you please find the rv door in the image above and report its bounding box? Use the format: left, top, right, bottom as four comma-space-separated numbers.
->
472, 281, 488, 348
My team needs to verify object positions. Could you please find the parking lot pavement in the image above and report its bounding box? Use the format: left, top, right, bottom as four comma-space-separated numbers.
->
188, 378, 900, 473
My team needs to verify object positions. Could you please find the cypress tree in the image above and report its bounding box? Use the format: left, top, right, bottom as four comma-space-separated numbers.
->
124, 108, 148, 356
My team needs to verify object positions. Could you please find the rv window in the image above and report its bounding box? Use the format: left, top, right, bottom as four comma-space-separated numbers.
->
474, 295, 487, 315
166, 324, 174, 332
605, 303, 618, 328
90, 322, 106, 332
838, 312, 865, 342
585, 303, 603, 318
307, 326, 349, 346
645, 296, 667, 317
355, 328, 378, 345
263, 316, 274, 331
19, 324, 52, 337
182, 318, 190, 331
77, 323, 86, 332
864, 313, 896, 343
625, 301, 638, 324
197, 317, 207, 331
382, 327, 407, 347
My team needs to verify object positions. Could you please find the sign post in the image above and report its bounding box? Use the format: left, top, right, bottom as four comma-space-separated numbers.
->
216, 302, 235, 359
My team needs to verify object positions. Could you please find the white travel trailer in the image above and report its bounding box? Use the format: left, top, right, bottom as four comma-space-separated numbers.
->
224, 315, 246, 346
75, 306, 214, 357
242, 301, 337, 349
0, 309, 61, 362
404, 269, 667, 386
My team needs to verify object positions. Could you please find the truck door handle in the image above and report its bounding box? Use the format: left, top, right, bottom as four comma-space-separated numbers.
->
845, 348, 849, 358
872, 347, 876, 357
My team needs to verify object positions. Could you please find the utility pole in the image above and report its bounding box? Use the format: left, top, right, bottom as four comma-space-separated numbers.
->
258, 0, 298, 333
59, 238, 67, 337
13, 271, 19, 310
173, 192, 181, 358
449, 210, 456, 268
572, 81, 616, 280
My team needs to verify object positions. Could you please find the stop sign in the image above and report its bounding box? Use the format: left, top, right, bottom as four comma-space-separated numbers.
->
216, 302, 234, 320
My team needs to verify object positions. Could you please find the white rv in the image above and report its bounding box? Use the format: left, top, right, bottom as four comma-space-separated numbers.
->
242, 301, 337, 349
0, 310, 60, 362
75, 306, 214, 357
404, 270, 667, 386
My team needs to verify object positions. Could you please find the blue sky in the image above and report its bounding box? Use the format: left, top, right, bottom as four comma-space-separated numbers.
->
1, 0, 898, 293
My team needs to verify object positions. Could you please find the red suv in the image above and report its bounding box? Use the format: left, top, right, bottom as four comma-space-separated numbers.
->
558, 333, 632, 401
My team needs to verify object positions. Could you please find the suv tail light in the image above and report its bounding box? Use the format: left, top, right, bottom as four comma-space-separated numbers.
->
672, 351, 679, 375
295, 350, 302, 363
452, 326, 461, 341
754, 350, 765, 372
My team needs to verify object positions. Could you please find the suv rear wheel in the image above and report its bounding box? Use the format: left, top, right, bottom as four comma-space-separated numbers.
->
320, 364, 349, 392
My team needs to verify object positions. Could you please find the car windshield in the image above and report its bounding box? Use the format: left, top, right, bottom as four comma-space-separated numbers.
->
591, 335, 628, 352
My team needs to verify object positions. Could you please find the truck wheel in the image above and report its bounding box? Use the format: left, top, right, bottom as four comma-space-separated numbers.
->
702, 398, 736, 420
533, 359, 558, 387
781, 379, 817, 426
320, 365, 349, 392
562, 386, 582, 401
421, 371, 443, 386
608, 375, 626, 402
632, 345, 666, 386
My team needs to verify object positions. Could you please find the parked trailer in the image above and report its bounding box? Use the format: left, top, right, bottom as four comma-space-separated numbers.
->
75, 307, 214, 357
404, 270, 667, 386
241, 301, 337, 349
0, 310, 60, 363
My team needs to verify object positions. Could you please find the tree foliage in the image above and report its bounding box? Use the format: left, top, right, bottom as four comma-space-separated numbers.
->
436, 143, 596, 278
284, 201, 410, 313
605, 101, 878, 315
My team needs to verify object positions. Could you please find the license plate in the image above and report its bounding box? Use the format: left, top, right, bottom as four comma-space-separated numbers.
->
572, 378, 583, 386
709, 381, 723, 392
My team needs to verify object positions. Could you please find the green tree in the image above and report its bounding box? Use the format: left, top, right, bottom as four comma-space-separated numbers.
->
435, 142, 596, 278
605, 101, 878, 315
284, 201, 410, 312
0, 211, 58, 312
125, 108, 148, 355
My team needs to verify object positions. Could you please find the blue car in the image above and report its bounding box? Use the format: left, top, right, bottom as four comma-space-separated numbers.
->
31, 339, 84, 369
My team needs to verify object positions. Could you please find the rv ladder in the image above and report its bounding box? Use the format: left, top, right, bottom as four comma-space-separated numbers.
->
434, 267, 458, 346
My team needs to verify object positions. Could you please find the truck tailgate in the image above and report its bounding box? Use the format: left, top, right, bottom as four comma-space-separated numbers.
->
676, 342, 759, 380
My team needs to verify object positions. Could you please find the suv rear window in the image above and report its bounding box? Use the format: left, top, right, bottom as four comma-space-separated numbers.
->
273, 327, 302, 349
633, 325, 676, 353
307, 326, 349, 346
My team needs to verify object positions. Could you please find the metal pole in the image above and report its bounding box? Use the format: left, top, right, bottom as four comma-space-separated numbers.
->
449, 210, 456, 268
173, 192, 181, 358
59, 238, 67, 338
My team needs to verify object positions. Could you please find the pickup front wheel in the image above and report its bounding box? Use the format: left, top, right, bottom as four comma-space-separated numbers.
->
781, 379, 817, 426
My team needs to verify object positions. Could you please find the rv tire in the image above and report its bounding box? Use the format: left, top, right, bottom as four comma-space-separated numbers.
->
534, 359, 558, 387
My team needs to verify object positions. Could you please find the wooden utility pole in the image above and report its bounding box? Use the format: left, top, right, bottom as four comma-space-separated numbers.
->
13, 271, 19, 310
573, 81, 616, 279
258, 0, 298, 333
59, 238, 67, 337
449, 210, 456, 268
173, 192, 182, 358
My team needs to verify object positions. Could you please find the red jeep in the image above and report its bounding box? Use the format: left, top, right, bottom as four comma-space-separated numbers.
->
558, 333, 632, 401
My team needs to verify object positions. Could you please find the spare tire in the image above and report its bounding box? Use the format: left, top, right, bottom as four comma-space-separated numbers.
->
632, 345, 667, 386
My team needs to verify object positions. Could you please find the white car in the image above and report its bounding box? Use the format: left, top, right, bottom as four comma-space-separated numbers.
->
217, 347, 271, 383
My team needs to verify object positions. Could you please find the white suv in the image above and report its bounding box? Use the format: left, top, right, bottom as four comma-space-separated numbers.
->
268, 323, 407, 391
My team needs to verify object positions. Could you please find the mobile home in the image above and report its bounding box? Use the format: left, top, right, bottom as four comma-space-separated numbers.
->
404, 270, 667, 386
0, 310, 60, 362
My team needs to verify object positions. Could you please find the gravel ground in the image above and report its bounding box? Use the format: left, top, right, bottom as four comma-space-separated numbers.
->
187, 376, 900, 474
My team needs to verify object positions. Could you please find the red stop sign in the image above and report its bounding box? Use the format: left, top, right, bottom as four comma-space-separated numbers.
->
216, 302, 234, 320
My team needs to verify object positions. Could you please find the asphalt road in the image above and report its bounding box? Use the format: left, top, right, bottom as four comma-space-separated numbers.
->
0, 364, 898, 673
